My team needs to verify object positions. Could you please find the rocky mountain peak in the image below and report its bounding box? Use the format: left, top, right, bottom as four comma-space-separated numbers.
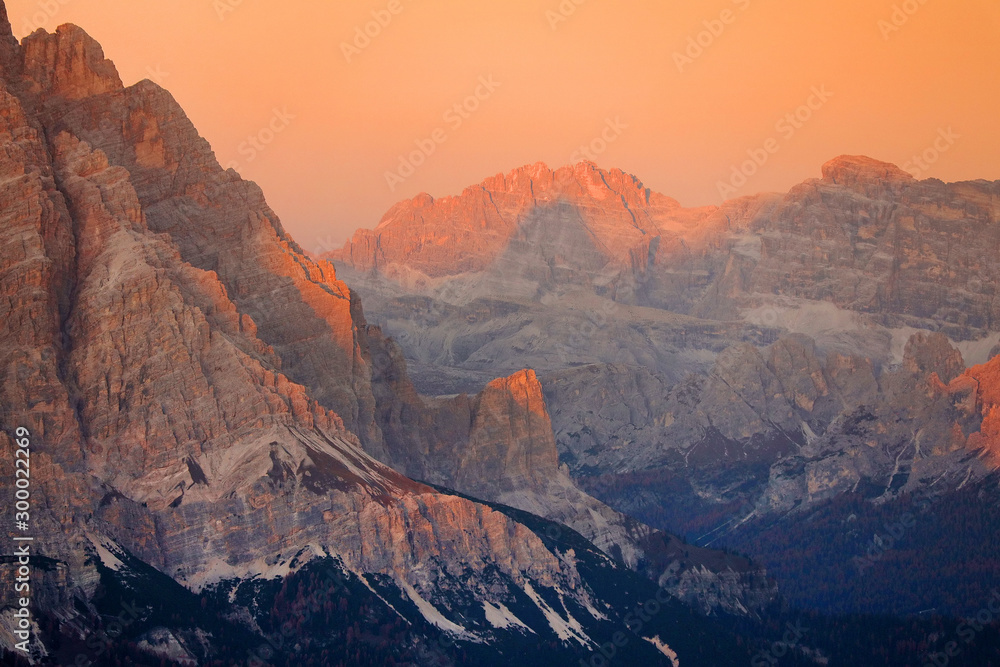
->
332, 160, 708, 281
820, 154, 915, 187
21, 23, 123, 101
0, 1, 18, 80
478, 160, 554, 192
2, 16, 742, 657
473, 160, 666, 208
467, 368, 559, 486
903, 331, 966, 384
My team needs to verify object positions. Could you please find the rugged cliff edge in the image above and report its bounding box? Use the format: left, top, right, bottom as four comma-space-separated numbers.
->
0, 9, 770, 664
329, 147, 1000, 617
332, 157, 1000, 341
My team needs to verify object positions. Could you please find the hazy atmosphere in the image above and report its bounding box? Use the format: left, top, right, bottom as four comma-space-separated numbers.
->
5, 2, 1000, 664
6, 0, 998, 251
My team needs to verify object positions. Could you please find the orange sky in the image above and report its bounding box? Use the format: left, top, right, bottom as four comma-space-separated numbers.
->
7, 0, 999, 252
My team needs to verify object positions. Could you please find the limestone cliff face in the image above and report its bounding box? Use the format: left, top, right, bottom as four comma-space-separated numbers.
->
9, 23, 382, 451
458, 369, 560, 494
546, 330, 997, 533
700, 155, 1000, 335
365, 358, 776, 615
332, 153, 1000, 543
0, 3, 18, 80
964, 353, 1000, 460
331, 160, 719, 290
21, 24, 122, 100
0, 19, 406, 594
0, 17, 773, 665
0, 16, 654, 656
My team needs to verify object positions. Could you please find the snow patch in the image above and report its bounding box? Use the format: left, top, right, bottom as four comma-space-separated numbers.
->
522, 582, 593, 647
643, 635, 680, 666
742, 297, 1000, 367
400, 580, 477, 641
955, 332, 1000, 366
801, 421, 819, 446
86, 534, 125, 571
556, 548, 579, 571
352, 571, 409, 623
582, 599, 609, 621
730, 234, 762, 261
482, 600, 532, 632
183, 549, 305, 592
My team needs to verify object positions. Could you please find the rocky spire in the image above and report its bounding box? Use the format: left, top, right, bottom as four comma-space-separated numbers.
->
0, 0, 21, 82
21, 22, 122, 100
821, 154, 915, 187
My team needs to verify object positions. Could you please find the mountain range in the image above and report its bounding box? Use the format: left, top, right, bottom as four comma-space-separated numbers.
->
0, 6, 779, 666
329, 145, 1000, 619
1, 2, 999, 664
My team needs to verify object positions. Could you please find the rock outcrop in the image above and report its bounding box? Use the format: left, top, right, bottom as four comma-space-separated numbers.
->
334, 156, 1000, 354
0, 12, 769, 663
332, 160, 721, 301
366, 351, 776, 614
547, 331, 994, 523
21, 24, 123, 100
329, 154, 1000, 582
716, 156, 999, 337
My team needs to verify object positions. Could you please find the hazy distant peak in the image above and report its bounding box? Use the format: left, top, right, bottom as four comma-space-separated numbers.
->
0, 0, 18, 79
821, 154, 915, 186
21, 22, 123, 101
429, 160, 667, 214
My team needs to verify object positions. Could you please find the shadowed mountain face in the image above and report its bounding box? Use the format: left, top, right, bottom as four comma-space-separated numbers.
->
1, 4, 998, 663
334, 157, 1000, 339
331, 156, 1000, 616
0, 9, 790, 665
334, 161, 717, 279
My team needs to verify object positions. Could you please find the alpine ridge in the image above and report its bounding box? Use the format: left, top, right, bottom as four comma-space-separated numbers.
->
0, 8, 775, 665
330, 152, 1000, 618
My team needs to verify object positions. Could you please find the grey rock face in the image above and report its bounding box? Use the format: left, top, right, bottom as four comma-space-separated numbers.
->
0, 20, 771, 667
331, 157, 1000, 548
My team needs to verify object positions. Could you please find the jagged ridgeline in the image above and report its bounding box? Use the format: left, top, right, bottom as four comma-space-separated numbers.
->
0, 3, 769, 664
2, 1, 1000, 665
328, 89, 1000, 628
